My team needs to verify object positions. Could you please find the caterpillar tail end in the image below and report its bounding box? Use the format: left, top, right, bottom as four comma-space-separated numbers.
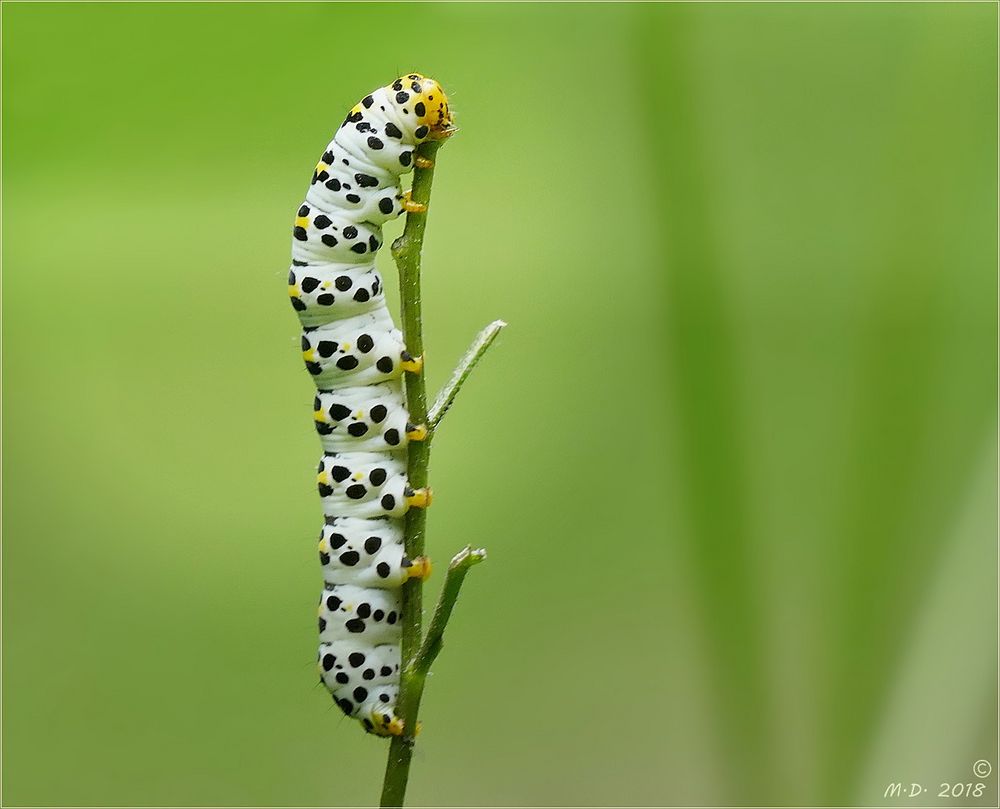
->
374, 714, 422, 738
404, 486, 433, 509
401, 190, 428, 214
400, 351, 423, 373
364, 712, 404, 737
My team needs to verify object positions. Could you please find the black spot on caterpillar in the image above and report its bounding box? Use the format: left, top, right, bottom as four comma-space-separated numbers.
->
288, 74, 452, 738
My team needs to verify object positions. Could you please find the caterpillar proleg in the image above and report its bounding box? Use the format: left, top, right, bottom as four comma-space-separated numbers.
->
287, 74, 452, 737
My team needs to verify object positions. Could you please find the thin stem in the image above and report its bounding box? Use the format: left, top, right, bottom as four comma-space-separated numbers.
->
380, 138, 442, 809
413, 547, 487, 675
379, 137, 493, 809
429, 320, 507, 430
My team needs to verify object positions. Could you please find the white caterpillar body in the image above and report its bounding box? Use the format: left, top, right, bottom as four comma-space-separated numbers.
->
287, 74, 451, 736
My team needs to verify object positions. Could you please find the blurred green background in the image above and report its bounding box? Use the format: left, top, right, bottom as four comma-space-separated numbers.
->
3, 3, 996, 806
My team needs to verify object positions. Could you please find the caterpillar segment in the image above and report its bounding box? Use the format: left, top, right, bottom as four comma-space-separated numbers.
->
289, 74, 452, 736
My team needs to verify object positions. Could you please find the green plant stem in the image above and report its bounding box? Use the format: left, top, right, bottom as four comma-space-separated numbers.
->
381, 138, 442, 809
429, 320, 507, 429
414, 546, 487, 673
380, 547, 485, 808
379, 138, 495, 809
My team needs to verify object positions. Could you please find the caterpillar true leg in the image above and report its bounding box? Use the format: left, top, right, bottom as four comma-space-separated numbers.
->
288, 73, 453, 736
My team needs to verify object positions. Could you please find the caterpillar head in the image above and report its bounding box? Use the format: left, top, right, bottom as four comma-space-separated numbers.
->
388, 73, 454, 138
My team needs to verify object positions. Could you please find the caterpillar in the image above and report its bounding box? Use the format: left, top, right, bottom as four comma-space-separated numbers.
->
287, 74, 452, 737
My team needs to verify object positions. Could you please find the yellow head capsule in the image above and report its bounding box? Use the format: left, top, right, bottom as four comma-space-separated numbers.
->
389, 73, 453, 137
